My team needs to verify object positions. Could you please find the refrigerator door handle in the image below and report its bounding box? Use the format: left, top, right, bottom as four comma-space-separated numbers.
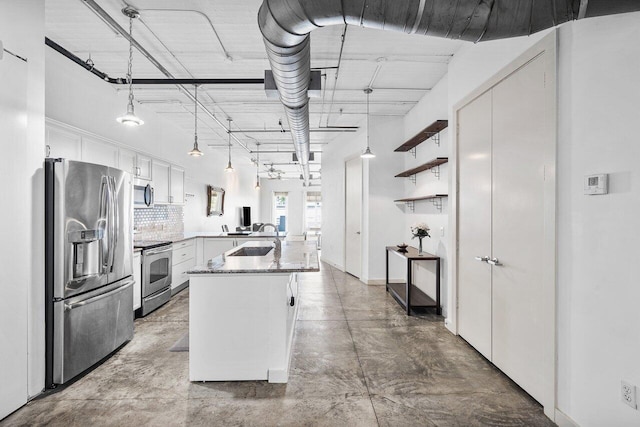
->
64, 279, 134, 311
100, 176, 110, 273
109, 176, 120, 272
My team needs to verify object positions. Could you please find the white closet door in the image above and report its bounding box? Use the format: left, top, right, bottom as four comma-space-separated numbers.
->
457, 91, 493, 359
491, 54, 552, 405
345, 157, 362, 278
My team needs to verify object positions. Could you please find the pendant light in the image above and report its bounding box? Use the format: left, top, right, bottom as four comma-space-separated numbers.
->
188, 85, 203, 157
117, 8, 144, 127
360, 87, 375, 159
255, 142, 261, 189
225, 118, 234, 172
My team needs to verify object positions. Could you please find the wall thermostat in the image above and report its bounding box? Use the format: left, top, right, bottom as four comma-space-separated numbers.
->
584, 174, 608, 195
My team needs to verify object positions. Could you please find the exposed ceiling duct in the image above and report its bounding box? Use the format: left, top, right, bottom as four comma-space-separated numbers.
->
258, 0, 640, 183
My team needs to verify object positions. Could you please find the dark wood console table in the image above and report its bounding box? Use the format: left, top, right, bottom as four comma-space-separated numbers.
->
385, 246, 441, 316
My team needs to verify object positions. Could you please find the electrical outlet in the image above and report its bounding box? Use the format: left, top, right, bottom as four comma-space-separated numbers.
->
440, 227, 445, 237
621, 381, 637, 409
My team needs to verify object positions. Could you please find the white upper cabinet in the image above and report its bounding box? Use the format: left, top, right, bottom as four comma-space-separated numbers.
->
82, 136, 119, 168
170, 166, 185, 205
46, 125, 81, 161
152, 159, 170, 204
136, 154, 152, 180
118, 148, 137, 176
119, 149, 152, 181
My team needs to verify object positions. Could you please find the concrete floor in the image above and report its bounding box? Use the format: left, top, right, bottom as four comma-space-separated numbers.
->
3, 263, 554, 426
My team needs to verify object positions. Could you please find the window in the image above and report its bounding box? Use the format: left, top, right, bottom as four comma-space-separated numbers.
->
273, 192, 288, 232
305, 191, 322, 232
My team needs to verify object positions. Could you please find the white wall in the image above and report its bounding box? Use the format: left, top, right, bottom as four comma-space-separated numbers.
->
400, 74, 451, 314
555, 14, 640, 426
0, 0, 45, 413
321, 115, 405, 282
45, 49, 259, 233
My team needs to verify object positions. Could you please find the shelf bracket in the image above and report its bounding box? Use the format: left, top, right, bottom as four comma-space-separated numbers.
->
406, 201, 415, 212
409, 174, 417, 185
431, 197, 443, 212
409, 147, 417, 158
432, 133, 440, 147
430, 165, 440, 180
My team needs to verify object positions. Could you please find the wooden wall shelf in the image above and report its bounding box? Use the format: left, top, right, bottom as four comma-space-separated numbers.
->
394, 120, 448, 152
395, 157, 448, 178
394, 194, 448, 203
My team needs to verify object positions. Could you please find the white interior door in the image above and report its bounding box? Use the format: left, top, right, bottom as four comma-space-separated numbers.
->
457, 91, 493, 360
0, 55, 28, 418
345, 157, 362, 278
491, 54, 553, 405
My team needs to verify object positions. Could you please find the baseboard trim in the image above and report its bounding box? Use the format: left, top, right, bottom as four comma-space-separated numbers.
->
320, 258, 344, 271
267, 369, 288, 383
555, 409, 579, 427
367, 279, 403, 285
171, 281, 188, 296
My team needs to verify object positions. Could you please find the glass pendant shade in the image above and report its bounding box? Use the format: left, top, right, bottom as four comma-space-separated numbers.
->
361, 146, 375, 159
117, 103, 144, 126
188, 140, 203, 157
225, 161, 234, 173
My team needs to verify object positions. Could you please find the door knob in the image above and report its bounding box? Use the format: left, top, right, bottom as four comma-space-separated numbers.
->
474, 256, 489, 262
488, 258, 502, 266
356, 231, 361, 234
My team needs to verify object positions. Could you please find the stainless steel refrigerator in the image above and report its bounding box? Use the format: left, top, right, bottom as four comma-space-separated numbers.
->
45, 158, 134, 387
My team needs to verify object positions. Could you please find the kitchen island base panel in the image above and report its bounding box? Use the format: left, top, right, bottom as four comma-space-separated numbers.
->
189, 273, 298, 383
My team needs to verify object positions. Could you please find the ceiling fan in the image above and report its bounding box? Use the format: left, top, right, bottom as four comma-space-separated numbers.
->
265, 163, 284, 180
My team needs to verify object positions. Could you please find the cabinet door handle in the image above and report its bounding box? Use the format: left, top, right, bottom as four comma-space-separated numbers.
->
488, 258, 502, 266
474, 256, 489, 262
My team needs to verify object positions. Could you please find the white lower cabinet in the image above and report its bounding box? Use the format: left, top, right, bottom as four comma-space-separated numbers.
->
172, 239, 196, 292
133, 251, 142, 311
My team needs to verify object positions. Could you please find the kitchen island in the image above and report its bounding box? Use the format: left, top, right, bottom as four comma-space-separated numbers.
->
187, 240, 319, 383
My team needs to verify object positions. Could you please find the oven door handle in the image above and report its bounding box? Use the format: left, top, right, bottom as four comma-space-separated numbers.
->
145, 287, 171, 302
145, 246, 172, 256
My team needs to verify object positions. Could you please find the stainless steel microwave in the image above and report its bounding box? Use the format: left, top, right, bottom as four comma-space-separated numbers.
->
133, 180, 154, 208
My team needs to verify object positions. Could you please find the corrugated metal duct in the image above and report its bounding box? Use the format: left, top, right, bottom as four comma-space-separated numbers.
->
258, 0, 640, 182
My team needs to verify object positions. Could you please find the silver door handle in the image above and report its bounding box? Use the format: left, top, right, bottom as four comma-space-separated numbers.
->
145, 246, 173, 256
488, 258, 502, 266
64, 280, 133, 311
475, 256, 489, 262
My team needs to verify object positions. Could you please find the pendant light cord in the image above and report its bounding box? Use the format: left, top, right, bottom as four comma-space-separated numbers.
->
194, 85, 198, 144
366, 89, 370, 148
228, 119, 232, 164
126, 16, 135, 109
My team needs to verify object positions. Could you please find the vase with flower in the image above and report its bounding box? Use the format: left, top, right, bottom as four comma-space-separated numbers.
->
411, 222, 431, 255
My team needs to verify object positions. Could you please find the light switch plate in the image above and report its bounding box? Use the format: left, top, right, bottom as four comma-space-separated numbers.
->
584, 174, 608, 195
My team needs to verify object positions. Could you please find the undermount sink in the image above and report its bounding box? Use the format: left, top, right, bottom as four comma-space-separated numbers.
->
228, 246, 273, 257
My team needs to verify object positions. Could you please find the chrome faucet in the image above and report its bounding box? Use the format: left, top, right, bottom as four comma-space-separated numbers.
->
258, 223, 279, 237
259, 224, 281, 261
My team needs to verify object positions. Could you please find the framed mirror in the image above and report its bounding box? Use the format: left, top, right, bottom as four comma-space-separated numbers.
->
206, 186, 225, 216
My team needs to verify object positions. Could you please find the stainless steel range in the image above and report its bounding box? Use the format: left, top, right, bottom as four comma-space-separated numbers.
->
134, 241, 173, 316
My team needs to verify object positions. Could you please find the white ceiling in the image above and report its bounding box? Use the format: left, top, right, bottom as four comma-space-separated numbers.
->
45, 0, 464, 182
